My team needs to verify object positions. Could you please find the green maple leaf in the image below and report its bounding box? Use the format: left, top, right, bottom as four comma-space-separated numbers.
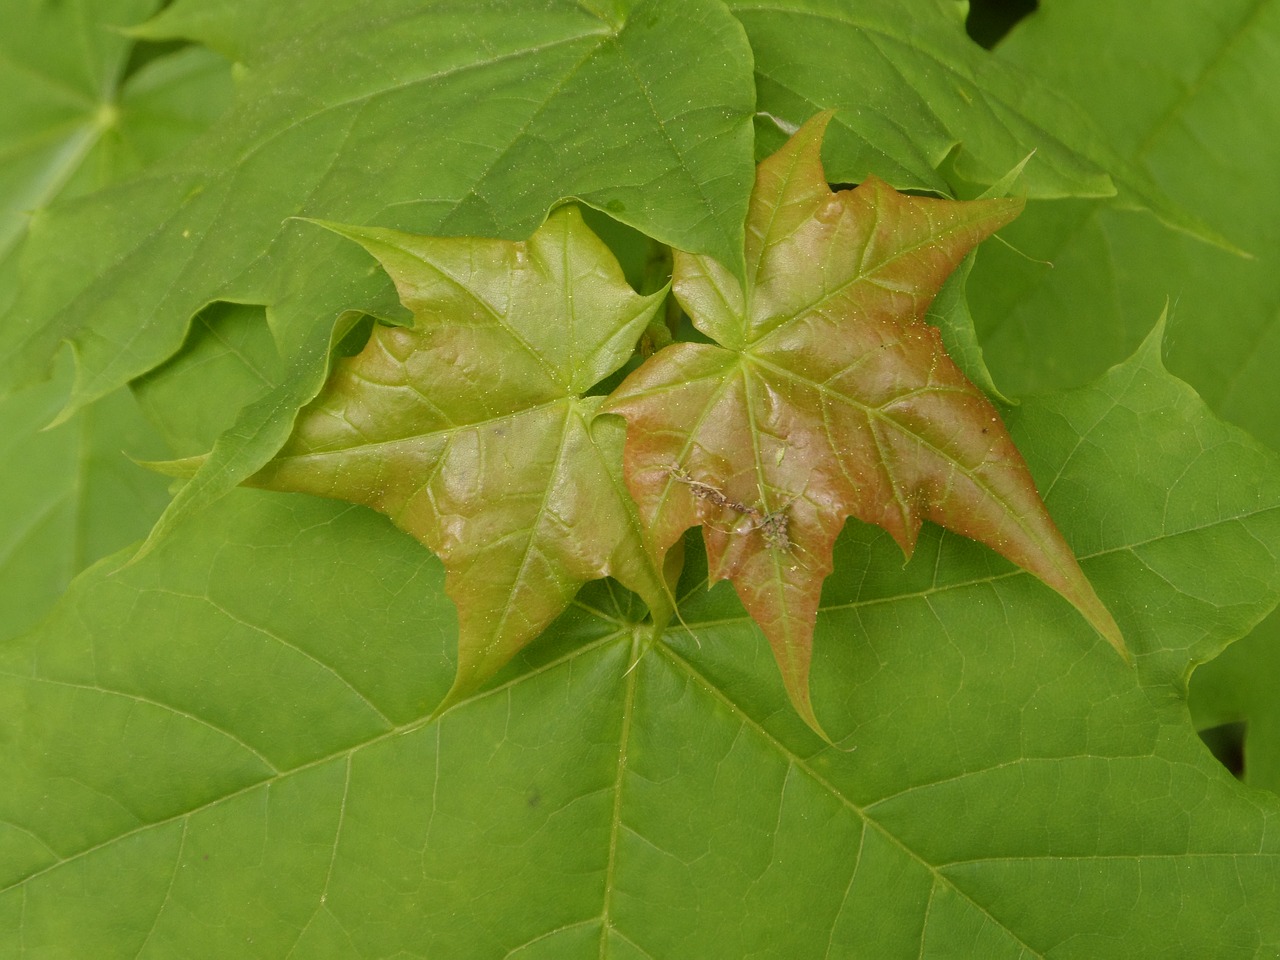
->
726, 0, 1232, 250
968, 0, 1273, 410
236, 206, 672, 703
0, 0, 761, 571
2, 0, 1218, 581
2, 0, 758, 413
606, 113, 1124, 731
0, 0, 233, 646
957, 0, 1280, 797
0, 0, 232, 281
9, 5, 1280, 953
5, 325, 1280, 957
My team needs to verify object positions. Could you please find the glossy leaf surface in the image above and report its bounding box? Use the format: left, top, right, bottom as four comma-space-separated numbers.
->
607, 114, 1122, 728
248, 207, 670, 700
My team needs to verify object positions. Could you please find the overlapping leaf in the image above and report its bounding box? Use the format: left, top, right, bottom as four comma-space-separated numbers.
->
726, 0, 1231, 253
240, 207, 671, 702
970, 0, 1279, 411
607, 113, 1123, 730
1192, 615, 1280, 794
0, 0, 232, 284
0, 0, 232, 644
5, 325, 1280, 957
961, 0, 1280, 797
0, 0, 758, 564
0, 359, 171, 644
6, 2, 1280, 954
2, 0, 756, 411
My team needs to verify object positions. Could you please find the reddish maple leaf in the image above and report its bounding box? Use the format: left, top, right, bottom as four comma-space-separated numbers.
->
605, 112, 1125, 733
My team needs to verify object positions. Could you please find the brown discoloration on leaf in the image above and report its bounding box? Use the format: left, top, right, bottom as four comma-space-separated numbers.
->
607, 112, 1125, 733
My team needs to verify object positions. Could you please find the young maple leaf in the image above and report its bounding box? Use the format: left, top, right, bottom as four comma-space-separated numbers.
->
242, 206, 673, 708
605, 112, 1126, 734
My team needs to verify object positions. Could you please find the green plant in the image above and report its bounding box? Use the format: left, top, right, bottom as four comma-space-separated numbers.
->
3, 1, 1280, 957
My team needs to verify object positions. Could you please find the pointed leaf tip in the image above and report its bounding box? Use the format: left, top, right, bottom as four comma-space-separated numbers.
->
607, 113, 1119, 726
248, 207, 673, 699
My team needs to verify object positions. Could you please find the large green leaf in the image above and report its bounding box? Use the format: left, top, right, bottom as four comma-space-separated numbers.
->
3, 3, 1278, 954
0, 0, 232, 283
0, 360, 171, 644
1, 0, 758, 560
724, 0, 1224, 251
969, 0, 1280, 419
3, 317, 1278, 958
961, 0, 1280, 799
0, 0, 232, 643
2, 0, 756, 409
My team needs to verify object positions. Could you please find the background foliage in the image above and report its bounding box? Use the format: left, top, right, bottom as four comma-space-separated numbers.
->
2, 0, 1279, 956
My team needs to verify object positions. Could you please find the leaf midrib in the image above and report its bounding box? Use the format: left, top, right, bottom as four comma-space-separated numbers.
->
654, 639, 1050, 960
740, 198, 1016, 349
269, 395, 584, 464
744, 352, 1074, 584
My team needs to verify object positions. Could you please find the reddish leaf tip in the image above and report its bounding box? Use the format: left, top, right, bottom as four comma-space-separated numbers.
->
610, 113, 1119, 728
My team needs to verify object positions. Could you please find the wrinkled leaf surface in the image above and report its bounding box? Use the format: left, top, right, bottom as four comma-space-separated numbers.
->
608, 113, 1122, 728
249, 207, 670, 700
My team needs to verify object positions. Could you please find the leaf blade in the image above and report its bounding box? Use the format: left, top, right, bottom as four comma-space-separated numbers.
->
250, 207, 672, 701
7, 322, 1280, 954
608, 113, 1123, 728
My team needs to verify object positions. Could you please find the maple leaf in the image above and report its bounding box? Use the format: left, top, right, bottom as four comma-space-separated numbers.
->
241, 206, 673, 706
605, 112, 1126, 733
